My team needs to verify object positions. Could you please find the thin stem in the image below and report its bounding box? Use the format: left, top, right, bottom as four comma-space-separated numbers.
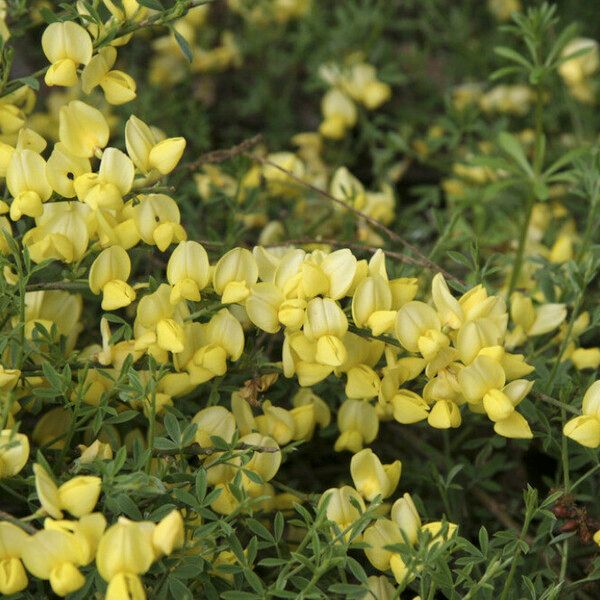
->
498, 509, 534, 600
559, 407, 570, 584
507, 196, 534, 299
570, 462, 600, 492
247, 154, 461, 284
0, 510, 37, 534
507, 84, 545, 300
533, 391, 580, 416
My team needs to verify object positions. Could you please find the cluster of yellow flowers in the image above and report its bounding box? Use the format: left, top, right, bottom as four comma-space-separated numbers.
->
318, 60, 392, 140
320, 448, 456, 587
558, 38, 599, 104
228, 0, 311, 25
0, 462, 183, 598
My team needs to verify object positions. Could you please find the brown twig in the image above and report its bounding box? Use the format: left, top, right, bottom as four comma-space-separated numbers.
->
471, 487, 533, 544
25, 281, 89, 292
264, 237, 431, 270
153, 442, 280, 457
186, 134, 264, 170
0, 510, 37, 534
248, 154, 461, 283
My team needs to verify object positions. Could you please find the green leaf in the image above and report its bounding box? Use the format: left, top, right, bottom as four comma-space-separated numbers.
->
494, 46, 532, 69
164, 412, 181, 443
173, 28, 193, 62
246, 518, 275, 543
497, 132, 533, 177
195, 468, 207, 500
42, 362, 63, 391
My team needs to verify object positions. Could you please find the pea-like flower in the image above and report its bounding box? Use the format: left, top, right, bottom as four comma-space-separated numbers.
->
335, 398, 379, 453
213, 247, 259, 304
81, 47, 137, 105
166, 240, 210, 304
350, 448, 401, 501
59, 100, 110, 158
74, 147, 134, 210
131, 193, 187, 251
0, 430, 29, 478
564, 380, 600, 448
0, 522, 29, 595
88, 246, 136, 311
7, 149, 52, 220
125, 115, 186, 176
319, 486, 365, 539
304, 297, 348, 367
42, 22, 93, 87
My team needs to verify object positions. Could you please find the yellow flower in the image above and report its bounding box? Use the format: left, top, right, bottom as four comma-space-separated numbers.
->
330, 166, 365, 210
363, 519, 407, 583
395, 301, 442, 355
319, 486, 365, 538
213, 247, 259, 304
125, 115, 186, 175
335, 398, 378, 453
360, 575, 396, 600
152, 510, 184, 556
34, 464, 102, 518
245, 282, 284, 333
507, 292, 566, 348
192, 406, 236, 447
391, 493, 421, 545
81, 47, 137, 105
352, 275, 396, 336
43, 513, 107, 565
23, 201, 91, 264
346, 365, 381, 400
96, 517, 155, 581
0, 522, 29, 595
304, 297, 348, 367
45, 143, 91, 198
21, 529, 85, 596
350, 448, 401, 501
89, 246, 136, 311
135, 284, 189, 355
59, 100, 110, 158
238, 433, 282, 487
58, 476, 102, 517
42, 21, 93, 87
391, 389, 430, 424
7, 149, 52, 220
0, 430, 29, 478
343, 63, 391, 110
319, 89, 357, 139
166, 240, 210, 304
255, 401, 296, 445
74, 147, 134, 210
106, 572, 147, 600
131, 193, 186, 251
0, 365, 20, 391
563, 380, 600, 447
559, 38, 599, 87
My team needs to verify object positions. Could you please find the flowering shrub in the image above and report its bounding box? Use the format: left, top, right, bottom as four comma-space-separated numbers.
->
0, 0, 600, 598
